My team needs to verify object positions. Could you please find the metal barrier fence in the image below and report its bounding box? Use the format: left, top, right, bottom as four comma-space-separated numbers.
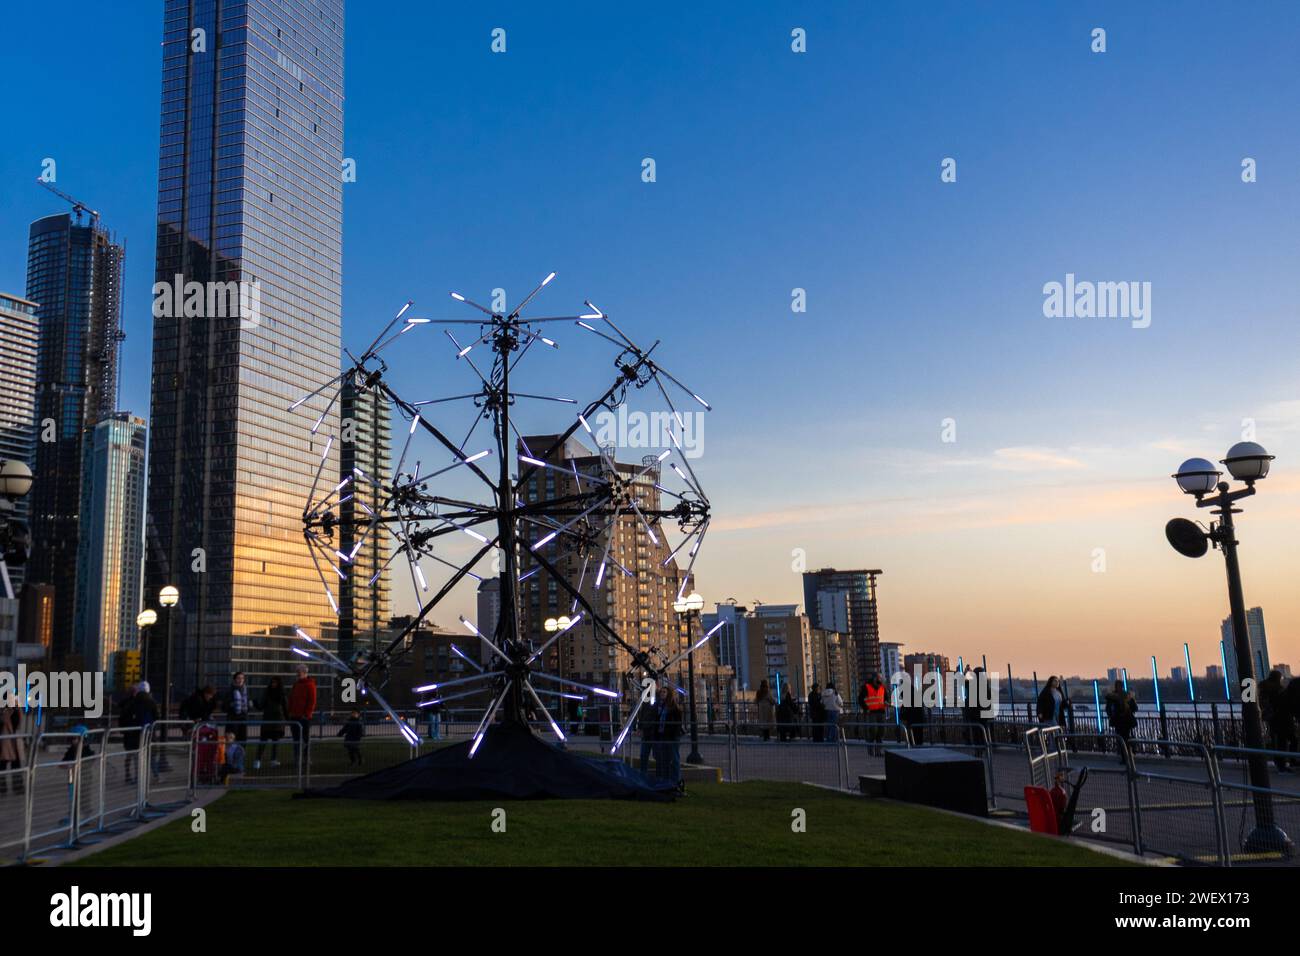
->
6, 715, 1300, 867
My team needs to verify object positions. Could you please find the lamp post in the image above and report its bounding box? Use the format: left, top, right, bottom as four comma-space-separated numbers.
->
0, 459, 33, 600
1168, 441, 1290, 855
136, 609, 157, 691
673, 590, 706, 764
543, 616, 571, 727
159, 585, 179, 718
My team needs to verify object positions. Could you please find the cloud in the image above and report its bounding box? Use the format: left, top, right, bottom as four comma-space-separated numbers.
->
987, 446, 1087, 471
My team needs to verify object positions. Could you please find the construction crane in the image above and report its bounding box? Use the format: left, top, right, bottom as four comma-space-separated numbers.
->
35, 178, 100, 226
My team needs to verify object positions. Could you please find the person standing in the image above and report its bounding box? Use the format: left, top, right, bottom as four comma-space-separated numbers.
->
120, 681, 158, 784
821, 683, 844, 743
1104, 680, 1138, 764
225, 672, 250, 743
254, 676, 289, 770
0, 694, 26, 795
656, 687, 684, 790
638, 686, 661, 776
1282, 675, 1300, 770
287, 665, 317, 770
776, 690, 797, 742
808, 683, 825, 743
1259, 671, 1295, 772
426, 700, 443, 741
179, 685, 217, 723
755, 680, 776, 742
862, 672, 888, 756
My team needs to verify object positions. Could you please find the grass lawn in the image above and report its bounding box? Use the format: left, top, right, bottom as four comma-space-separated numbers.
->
70, 782, 1136, 867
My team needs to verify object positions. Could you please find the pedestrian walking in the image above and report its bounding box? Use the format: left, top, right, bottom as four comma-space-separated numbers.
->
338, 708, 365, 767
1104, 680, 1138, 764
1036, 675, 1069, 729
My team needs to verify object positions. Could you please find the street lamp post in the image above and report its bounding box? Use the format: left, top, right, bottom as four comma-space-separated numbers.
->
673, 591, 706, 764
136, 609, 157, 690
1169, 442, 1290, 856
542, 616, 571, 729
0, 459, 34, 600
159, 585, 179, 718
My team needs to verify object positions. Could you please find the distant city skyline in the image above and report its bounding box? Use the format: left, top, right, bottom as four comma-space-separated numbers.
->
1, 2, 1297, 677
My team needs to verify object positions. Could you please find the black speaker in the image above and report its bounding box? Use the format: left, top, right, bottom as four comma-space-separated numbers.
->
884, 747, 987, 817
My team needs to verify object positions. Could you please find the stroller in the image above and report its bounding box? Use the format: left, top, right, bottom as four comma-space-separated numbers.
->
195, 724, 222, 785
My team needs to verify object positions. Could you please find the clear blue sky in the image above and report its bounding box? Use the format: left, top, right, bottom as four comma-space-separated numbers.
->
2, 1, 1298, 674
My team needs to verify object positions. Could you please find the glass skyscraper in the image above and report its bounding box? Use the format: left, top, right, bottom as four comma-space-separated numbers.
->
73, 413, 147, 679
1222, 606, 1271, 690
25, 212, 125, 656
0, 292, 40, 596
145, 0, 345, 701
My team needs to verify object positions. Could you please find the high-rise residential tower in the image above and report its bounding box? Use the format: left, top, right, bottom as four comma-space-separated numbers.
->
803, 567, 883, 691
517, 435, 734, 719
337, 378, 391, 663
25, 213, 124, 654
144, 0, 345, 700
0, 293, 40, 596
73, 413, 147, 679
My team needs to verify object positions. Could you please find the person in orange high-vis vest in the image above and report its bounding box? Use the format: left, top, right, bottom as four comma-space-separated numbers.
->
862, 673, 888, 757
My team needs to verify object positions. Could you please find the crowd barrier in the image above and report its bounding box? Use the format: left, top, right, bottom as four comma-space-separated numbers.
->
4, 714, 1299, 866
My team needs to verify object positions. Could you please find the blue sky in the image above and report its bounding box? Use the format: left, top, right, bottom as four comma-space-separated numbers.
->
2, 1, 1298, 674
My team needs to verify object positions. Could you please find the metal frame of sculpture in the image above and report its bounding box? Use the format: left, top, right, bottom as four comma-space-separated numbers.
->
289, 273, 716, 758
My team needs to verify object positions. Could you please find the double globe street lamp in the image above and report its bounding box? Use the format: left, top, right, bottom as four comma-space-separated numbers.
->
1168, 440, 1290, 856
542, 615, 573, 731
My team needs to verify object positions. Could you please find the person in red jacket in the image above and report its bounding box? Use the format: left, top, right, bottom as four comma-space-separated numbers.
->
288, 664, 317, 770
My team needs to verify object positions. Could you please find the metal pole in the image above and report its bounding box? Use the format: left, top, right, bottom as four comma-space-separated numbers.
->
686, 611, 703, 764
1216, 491, 1282, 851
164, 607, 174, 720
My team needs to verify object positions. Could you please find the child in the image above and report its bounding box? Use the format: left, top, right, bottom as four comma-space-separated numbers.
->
219, 731, 245, 785
338, 709, 365, 766
59, 725, 95, 827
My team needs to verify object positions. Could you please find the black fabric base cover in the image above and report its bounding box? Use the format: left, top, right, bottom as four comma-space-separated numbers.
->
298, 721, 678, 802
884, 747, 988, 817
